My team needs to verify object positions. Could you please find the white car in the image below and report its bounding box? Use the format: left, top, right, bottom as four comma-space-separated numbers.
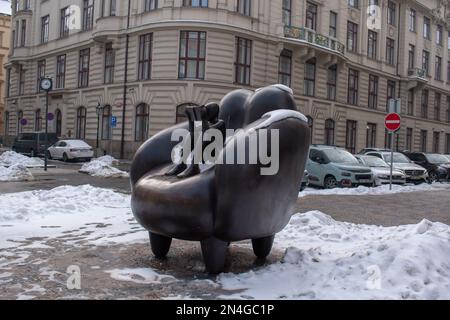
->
47, 140, 94, 162
355, 155, 406, 186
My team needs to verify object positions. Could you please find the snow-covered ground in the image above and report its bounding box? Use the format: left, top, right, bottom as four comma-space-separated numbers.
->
0, 151, 44, 168
79, 156, 129, 178
299, 183, 450, 197
0, 165, 34, 182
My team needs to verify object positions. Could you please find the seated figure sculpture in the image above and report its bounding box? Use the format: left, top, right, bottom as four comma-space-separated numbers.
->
130, 84, 311, 274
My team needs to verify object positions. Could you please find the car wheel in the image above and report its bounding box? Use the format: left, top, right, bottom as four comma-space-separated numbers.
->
63, 153, 69, 162
429, 171, 438, 183
324, 175, 338, 189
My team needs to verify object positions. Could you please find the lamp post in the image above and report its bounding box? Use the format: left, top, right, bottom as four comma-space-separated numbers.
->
96, 103, 103, 150
40, 77, 53, 172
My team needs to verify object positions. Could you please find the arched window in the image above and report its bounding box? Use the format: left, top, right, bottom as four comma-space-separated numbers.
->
76, 106, 87, 139
135, 103, 149, 142
101, 105, 112, 140
55, 109, 62, 137
176, 103, 200, 124
325, 119, 335, 146
35, 109, 42, 131
17, 110, 23, 134
307, 116, 314, 144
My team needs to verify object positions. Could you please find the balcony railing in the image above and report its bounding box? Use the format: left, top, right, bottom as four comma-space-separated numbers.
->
408, 68, 428, 81
284, 26, 345, 55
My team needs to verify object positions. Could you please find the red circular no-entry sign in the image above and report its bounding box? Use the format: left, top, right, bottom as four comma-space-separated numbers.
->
385, 113, 401, 132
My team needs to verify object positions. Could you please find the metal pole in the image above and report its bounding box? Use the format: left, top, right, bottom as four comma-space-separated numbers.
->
390, 131, 394, 191
44, 90, 49, 172
96, 112, 100, 149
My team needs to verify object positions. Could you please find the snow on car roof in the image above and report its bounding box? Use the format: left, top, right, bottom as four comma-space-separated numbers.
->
64, 140, 91, 147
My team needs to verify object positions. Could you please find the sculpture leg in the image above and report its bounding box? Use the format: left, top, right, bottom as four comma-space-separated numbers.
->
149, 232, 172, 259
252, 235, 275, 259
200, 237, 228, 274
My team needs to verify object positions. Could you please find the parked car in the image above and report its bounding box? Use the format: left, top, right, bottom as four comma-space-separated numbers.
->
300, 170, 309, 191
445, 155, 450, 162
47, 140, 94, 162
12, 132, 59, 157
306, 145, 374, 189
402, 152, 450, 182
355, 155, 406, 186
363, 151, 428, 184
357, 148, 390, 155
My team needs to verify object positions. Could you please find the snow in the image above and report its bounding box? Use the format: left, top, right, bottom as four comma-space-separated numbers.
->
105, 268, 178, 285
0, 151, 44, 168
299, 183, 450, 197
0, 165, 34, 182
79, 156, 129, 178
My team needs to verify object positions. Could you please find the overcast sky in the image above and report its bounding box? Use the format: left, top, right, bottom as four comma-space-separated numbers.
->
0, 0, 11, 15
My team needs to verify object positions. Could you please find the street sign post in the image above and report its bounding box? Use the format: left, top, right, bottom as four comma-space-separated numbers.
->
385, 113, 401, 191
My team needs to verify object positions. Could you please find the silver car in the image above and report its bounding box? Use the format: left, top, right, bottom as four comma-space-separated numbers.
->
364, 151, 428, 184
355, 155, 406, 186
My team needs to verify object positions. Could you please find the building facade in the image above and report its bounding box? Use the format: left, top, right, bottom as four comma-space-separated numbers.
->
2, 0, 450, 158
0, 13, 11, 140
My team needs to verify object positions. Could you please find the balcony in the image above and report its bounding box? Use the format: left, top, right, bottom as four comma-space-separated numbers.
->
284, 26, 345, 56
407, 68, 428, 90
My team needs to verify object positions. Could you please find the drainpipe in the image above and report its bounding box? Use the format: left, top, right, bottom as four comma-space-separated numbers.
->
120, 0, 131, 160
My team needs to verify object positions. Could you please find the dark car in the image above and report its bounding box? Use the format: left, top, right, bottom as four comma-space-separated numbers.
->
402, 152, 450, 182
12, 132, 58, 157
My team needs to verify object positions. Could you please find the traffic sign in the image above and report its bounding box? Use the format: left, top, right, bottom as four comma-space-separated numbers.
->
111, 116, 117, 128
385, 113, 401, 132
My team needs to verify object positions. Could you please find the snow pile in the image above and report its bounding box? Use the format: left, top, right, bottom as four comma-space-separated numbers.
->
0, 165, 34, 182
0, 151, 44, 168
105, 268, 177, 285
79, 156, 129, 178
299, 183, 450, 198
218, 211, 450, 300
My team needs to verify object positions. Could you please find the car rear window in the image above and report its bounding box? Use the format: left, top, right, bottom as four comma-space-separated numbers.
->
67, 140, 90, 148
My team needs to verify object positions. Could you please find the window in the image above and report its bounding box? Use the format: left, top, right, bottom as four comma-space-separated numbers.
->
437, 25, 443, 46
37, 60, 46, 93
278, 49, 292, 87
386, 80, 396, 111
435, 92, 441, 121
407, 89, 415, 116
20, 20, 26, 47
422, 50, 430, 76
448, 32, 450, 50
366, 123, 377, 148
306, 2, 318, 30
327, 64, 337, 101
304, 58, 316, 97
110, 0, 117, 16
433, 132, 440, 153
347, 69, 359, 105
423, 17, 431, 40
408, 44, 415, 69
237, 0, 250, 15
282, 0, 292, 26
348, 0, 358, 9
235, 37, 252, 85
325, 119, 335, 146
447, 61, 450, 83
14, 20, 19, 48
4, 111, 9, 135
406, 128, 413, 151
101, 105, 112, 140
307, 116, 314, 144
18, 65, 25, 96
179, 31, 206, 79
24, 0, 31, 10
447, 96, 450, 123
367, 31, 377, 59
35, 109, 42, 131
17, 110, 23, 134
329, 11, 337, 38
347, 21, 358, 53
446, 134, 450, 154
386, 38, 395, 65
56, 54, 66, 89
60, 7, 71, 38
78, 49, 90, 88
421, 89, 429, 119
346, 120, 357, 154
55, 109, 62, 137
184, 0, 208, 7
387, 1, 396, 26
76, 107, 87, 139
138, 33, 153, 80
368, 75, 378, 109
41, 15, 49, 44
82, 0, 94, 31
104, 43, 115, 84
145, 0, 158, 11
6, 68, 11, 98
135, 103, 149, 142
435, 56, 442, 81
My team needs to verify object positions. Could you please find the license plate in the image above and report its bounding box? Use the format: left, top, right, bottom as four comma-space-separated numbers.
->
358, 179, 371, 183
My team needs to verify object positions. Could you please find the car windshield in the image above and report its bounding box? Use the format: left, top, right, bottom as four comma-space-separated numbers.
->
426, 154, 450, 164
383, 153, 410, 163
325, 149, 359, 164
66, 140, 90, 148
362, 156, 389, 167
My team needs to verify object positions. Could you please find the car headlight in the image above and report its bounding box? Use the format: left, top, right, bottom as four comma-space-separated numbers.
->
378, 175, 389, 179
